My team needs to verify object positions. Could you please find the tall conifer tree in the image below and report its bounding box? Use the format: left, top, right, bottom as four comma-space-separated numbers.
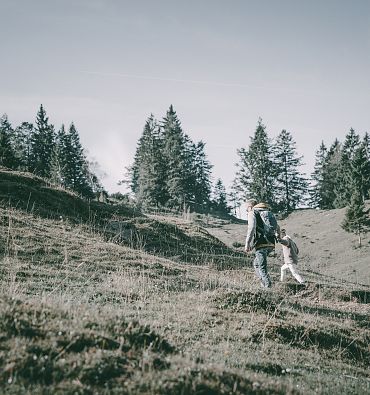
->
13, 122, 33, 171
310, 141, 328, 208
161, 105, 189, 208
342, 190, 370, 247
334, 128, 360, 208
351, 143, 370, 202
323, 139, 341, 209
59, 123, 93, 198
362, 133, 370, 199
29, 105, 56, 178
190, 141, 212, 209
0, 114, 17, 169
273, 130, 308, 213
134, 115, 167, 206
235, 118, 275, 207
181, 137, 212, 210
212, 179, 230, 215
50, 125, 66, 185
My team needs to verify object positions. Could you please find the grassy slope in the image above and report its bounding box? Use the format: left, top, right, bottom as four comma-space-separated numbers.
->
278, 207, 370, 286
0, 168, 244, 266
205, 206, 370, 286
0, 170, 369, 394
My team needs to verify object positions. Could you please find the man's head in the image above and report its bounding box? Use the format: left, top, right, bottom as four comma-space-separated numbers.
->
245, 199, 257, 212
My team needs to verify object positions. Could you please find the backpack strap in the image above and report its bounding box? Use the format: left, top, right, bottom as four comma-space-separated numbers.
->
254, 210, 275, 245
254, 210, 265, 236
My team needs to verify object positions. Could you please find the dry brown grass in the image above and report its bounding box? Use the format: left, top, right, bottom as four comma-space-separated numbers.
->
0, 173, 370, 394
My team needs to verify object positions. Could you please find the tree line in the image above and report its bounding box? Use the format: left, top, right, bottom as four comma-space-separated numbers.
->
0, 105, 102, 198
128, 111, 311, 215
310, 129, 370, 243
1, 104, 369, 237
129, 108, 370, 240
126, 105, 230, 215
129, 108, 370, 213
232, 118, 308, 214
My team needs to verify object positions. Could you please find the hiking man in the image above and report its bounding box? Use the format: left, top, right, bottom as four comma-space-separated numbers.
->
244, 199, 279, 288
277, 229, 305, 284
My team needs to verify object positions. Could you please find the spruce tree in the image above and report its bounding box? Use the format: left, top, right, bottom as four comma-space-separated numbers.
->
273, 129, 308, 213
235, 118, 275, 207
351, 143, 370, 203
161, 105, 189, 209
322, 139, 341, 209
49, 125, 66, 186
13, 122, 33, 171
134, 115, 167, 206
362, 133, 370, 200
229, 179, 243, 217
310, 141, 327, 208
59, 123, 94, 198
0, 114, 17, 169
185, 139, 212, 210
363, 132, 370, 158
29, 105, 56, 178
212, 179, 230, 215
342, 128, 361, 159
341, 190, 370, 247
334, 129, 361, 208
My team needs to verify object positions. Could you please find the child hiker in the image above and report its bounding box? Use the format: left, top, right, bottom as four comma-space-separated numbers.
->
277, 229, 305, 284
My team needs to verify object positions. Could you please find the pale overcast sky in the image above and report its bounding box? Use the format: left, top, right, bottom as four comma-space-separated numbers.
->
1, 0, 369, 195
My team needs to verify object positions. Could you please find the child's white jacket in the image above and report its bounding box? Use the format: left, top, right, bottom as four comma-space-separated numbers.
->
279, 235, 298, 265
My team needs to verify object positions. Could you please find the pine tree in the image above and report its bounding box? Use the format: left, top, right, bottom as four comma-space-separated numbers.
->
310, 141, 327, 208
229, 179, 243, 217
273, 129, 308, 213
343, 128, 360, 159
134, 115, 167, 206
212, 179, 230, 215
13, 122, 33, 171
29, 105, 56, 178
327, 139, 342, 207
351, 143, 370, 203
362, 132, 370, 200
235, 118, 275, 207
58, 123, 94, 198
363, 132, 370, 158
334, 129, 361, 208
310, 139, 341, 209
49, 125, 66, 185
161, 105, 189, 209
185, 139, 212, 210
341, 190, 370, 247
0, 114, 17, 169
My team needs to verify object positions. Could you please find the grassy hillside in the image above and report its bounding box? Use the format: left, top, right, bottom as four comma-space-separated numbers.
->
0, 168, 244, 266
205, 206, 370, 286
0, 170, 369, 394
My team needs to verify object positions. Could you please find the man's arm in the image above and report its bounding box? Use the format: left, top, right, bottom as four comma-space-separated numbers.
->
244, 210, 256, 252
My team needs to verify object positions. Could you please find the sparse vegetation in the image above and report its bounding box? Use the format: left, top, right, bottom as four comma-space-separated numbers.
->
0, 170, 369, 394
